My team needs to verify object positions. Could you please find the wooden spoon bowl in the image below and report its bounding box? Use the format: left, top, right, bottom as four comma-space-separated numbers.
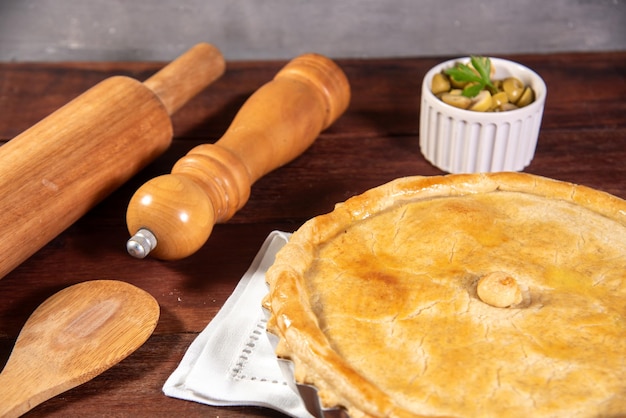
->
0, 280, 159, 417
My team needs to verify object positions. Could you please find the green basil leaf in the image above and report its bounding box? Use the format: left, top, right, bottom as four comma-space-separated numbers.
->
462, 83, 484, 98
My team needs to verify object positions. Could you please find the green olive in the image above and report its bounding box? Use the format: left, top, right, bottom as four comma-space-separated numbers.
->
499, 103, 519, 112
433, 59, 535, 112
449, 75, 468, 89
516, 86, 535, 107
441, 93, 471, 109
502, 77, 524, 103
469, 90, 492, 112
490, 91, 509, 110
431, 73, 451, 95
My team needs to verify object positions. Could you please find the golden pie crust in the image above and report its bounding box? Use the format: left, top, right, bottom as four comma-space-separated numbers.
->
264, 172, 626, 418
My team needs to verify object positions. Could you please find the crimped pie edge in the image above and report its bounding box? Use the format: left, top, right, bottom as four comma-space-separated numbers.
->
264, 172, 626, 417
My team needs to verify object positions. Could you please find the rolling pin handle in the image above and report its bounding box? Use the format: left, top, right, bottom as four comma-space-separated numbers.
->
127, 228, 158, 259
143, 43, 225, 116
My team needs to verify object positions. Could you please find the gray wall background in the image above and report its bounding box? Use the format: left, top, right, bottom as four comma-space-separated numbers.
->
0, 0, 624, 62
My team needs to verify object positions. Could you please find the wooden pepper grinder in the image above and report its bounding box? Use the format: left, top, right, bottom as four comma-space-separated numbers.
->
126, 53, 350, 260
0, 43, 224, 280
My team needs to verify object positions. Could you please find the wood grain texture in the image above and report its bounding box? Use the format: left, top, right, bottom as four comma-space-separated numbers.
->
0, 52, 625, 417
0, 280, 159, 417
0, 43, 224, 280
127, 53, 350, 260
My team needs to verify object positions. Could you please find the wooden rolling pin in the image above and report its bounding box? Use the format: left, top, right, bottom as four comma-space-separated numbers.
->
126, 53, 350, 260
0, 43, 225, 280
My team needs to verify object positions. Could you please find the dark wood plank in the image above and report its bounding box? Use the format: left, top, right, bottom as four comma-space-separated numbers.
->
0, 51, 624, 417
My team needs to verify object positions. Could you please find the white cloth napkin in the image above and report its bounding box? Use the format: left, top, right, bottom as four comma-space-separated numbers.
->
163, 231, 314, 418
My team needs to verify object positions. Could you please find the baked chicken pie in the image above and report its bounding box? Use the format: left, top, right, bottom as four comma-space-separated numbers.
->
264, 172, 626, 418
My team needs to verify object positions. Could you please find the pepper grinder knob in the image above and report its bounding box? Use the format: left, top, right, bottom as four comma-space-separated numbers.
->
126, 53, 350, 260
127, 228, 158, 259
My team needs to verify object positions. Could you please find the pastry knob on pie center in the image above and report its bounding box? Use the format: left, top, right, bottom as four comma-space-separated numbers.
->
265, 172, 626, 418
476, 271, 524, 308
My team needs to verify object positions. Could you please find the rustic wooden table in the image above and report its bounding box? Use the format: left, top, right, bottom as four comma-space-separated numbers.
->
1, 52, 625, 417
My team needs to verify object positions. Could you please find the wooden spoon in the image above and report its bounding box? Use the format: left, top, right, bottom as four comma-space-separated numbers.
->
0, 280, 160, 417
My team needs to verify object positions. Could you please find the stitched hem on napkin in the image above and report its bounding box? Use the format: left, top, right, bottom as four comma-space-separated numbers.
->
162, 230, 313, 418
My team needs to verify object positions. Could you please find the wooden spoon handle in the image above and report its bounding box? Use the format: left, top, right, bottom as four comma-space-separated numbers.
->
126, 53, 351, 260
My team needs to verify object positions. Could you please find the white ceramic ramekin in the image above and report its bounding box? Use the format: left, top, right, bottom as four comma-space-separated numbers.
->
419, 57, 547, 173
